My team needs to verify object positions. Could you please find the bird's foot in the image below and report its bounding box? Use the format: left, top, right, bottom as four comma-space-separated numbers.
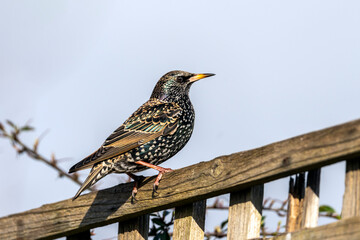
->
153, 168, 174, 192
134, 161, 174, 193
126, 173, 145, 200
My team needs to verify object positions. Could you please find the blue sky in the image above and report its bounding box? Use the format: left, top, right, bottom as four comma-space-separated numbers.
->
1, 1, 359, 238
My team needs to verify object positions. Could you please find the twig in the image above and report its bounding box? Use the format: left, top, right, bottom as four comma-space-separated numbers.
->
163, 230, 284, 239
263, 198, 288, 217
207, 197, 340, 220
206, 197, 228, 210
204, 231, 227, 238
0, 120, 91, 190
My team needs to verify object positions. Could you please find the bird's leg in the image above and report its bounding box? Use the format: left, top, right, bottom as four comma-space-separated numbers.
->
135, 160, 173, 192
126, 172, 145, 199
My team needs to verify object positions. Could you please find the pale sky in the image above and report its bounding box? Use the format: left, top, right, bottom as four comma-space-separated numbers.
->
1, 1, 359, 239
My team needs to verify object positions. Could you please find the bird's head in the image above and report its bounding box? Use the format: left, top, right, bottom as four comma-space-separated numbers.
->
151, 70, 215, 101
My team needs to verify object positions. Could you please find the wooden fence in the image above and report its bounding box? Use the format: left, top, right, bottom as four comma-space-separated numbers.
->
1, 119, 360, 239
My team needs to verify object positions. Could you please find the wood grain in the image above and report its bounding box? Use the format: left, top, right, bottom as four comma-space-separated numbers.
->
342, 158, 360, 218
301, 168, 321, 228
1, 119, 360, 239
286, 174, 305, 232
269, 216, 360, 240
118, 215, 149, 240
173, 200, 206, 240
227, 185, 263, 240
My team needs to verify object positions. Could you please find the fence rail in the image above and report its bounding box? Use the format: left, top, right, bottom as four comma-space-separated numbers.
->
270, 216, 360, 240
1, 119, 360, 239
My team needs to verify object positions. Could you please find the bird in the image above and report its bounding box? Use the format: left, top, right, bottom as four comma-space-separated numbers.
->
69, 70, 215, 200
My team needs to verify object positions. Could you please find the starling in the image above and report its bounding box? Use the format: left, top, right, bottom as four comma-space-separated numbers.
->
69, 70, 215, 200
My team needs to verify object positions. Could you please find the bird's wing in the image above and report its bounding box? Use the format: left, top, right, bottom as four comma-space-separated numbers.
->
69, 99, 182, 173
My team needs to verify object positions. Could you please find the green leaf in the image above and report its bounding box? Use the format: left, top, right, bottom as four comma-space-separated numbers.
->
152, 218, 166, 227
261, 215, 266, 227
20, 126, 34, 132
319, 205, 336, 213
154, 231, 170, 240
148, 226, 159, 236
220, 219, 228, 229
6, 120, 16, 129
162, 210, 170, 218
160, 231, 170, 240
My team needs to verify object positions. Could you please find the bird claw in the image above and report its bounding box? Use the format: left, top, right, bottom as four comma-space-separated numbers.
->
131, 162, 175, 195
132, 188, 138, 199
127, 173, 145, 201
152, 168, 173, 193
163, 168, 174, 173
153, 184, 158, 193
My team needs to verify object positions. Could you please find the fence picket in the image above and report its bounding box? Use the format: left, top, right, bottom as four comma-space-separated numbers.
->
301, 168, 321, 228
342, 159, 360, 218
227, 185, 264, 240
118, 215, 149, 240
173, 200, 206, 240
286, 173, 305, 232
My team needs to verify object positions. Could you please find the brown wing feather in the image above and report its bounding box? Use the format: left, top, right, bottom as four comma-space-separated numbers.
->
69, 99, 181, 173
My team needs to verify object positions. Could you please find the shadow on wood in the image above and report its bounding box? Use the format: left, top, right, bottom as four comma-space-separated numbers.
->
78, 176, 155, 230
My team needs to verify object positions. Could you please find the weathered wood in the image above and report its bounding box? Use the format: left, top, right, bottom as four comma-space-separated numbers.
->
286, 174, 305, 232
227, 185, 264, 240
269, 216, 360, 240
2, 119, 360, 239
301, 168, 321, 228
66, 230, 91, 240
342, 158, 360, 219
173, 200, 206, 240
118, 215, 149, 240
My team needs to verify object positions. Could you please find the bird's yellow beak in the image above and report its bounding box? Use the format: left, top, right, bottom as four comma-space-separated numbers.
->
189, 73, 215, 83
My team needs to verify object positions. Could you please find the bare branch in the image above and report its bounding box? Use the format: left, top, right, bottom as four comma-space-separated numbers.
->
0, 120, 91, 190
207, 197, 340, 220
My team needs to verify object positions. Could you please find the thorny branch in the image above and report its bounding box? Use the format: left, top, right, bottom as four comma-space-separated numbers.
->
0, 120, 92, 190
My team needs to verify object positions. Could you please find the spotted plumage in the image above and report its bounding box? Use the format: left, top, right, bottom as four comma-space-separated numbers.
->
69, 70, 215, 200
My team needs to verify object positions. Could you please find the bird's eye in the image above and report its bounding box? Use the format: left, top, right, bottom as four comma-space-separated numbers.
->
177, 76, 186, 83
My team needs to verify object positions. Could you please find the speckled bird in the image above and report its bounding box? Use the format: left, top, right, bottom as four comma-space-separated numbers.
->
69, 70, 215, 200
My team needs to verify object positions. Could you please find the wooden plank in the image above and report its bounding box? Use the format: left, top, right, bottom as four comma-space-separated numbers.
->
118, 215, 149, 240
2, 119, 360, 239
301, 168, 321, 228
173, 200, 206, 240
227, 185, 264, 240
269, 216, 360, 240
286, 174, 305, 232
342, 158, 360, 218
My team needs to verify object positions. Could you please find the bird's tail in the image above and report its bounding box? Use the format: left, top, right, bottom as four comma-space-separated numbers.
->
72, 162, 111, 200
